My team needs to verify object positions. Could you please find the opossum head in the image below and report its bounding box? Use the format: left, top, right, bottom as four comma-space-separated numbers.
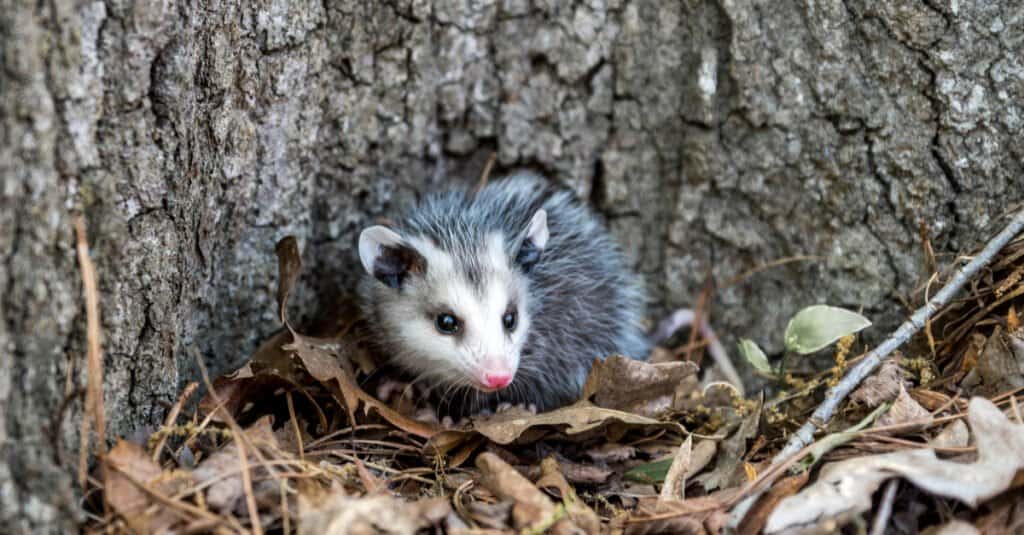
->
358, 210, 549, 394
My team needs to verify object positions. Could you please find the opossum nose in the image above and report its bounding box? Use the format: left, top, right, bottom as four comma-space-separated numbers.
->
482, 372, 513, 389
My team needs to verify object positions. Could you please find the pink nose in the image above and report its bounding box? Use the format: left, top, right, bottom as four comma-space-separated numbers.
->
483, 372, 513, 389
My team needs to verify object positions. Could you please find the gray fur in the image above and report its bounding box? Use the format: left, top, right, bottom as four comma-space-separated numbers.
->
358, 171, 649, 414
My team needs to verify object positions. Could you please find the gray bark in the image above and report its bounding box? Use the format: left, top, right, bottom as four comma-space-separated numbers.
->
1, 0, 1020, 531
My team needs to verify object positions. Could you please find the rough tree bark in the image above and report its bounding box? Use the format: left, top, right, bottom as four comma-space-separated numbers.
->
1, 0, 1020, 531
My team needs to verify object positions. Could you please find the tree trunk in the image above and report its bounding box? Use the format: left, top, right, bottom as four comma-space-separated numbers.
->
2, 0, 1020, 530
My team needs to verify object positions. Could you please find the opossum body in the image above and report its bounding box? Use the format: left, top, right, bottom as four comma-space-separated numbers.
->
357, 172, 649, 414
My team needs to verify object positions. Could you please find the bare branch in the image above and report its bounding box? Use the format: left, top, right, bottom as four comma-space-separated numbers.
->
730, 207, 1024, 526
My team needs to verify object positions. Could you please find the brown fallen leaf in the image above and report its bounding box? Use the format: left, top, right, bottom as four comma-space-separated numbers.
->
736, 472, 809, 535
627, 488, 739, 535
470, 401, 683, 445
105, 440, 191, 534
587, 443, 637, 463
875, 385, 933, 431
766, 397, 1024, 533
298, 491, 449, 535
538, 455, 614, 485
271, 237, 440, 440
926, 519, 981, 535
582, 355, 699, 418
536, 457, 602, 535
851, 356, 905, 407
696, 396, 761, 491
192, 416, 279, 514
974, 326, 1024, 394
475, 452, 567, 533
657, 435, 692, 506
929, 419, 970, 449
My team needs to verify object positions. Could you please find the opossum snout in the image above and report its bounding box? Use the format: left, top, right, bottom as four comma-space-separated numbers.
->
475, 358, 515, 391
482, 372, 513, 390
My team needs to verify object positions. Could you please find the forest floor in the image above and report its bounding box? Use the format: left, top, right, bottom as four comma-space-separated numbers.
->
80, 227, 1024, 534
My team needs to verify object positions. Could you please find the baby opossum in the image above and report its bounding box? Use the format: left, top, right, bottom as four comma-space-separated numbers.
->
357, 172, 649, 414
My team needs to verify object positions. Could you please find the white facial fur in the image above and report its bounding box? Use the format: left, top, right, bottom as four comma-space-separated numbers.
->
371, 231, 532, 392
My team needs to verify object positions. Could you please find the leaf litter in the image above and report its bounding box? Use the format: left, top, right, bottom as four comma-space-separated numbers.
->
79, 229, 1024, 533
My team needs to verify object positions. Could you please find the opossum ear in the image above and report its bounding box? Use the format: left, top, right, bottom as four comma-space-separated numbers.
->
516, 209, 548, 271
359, 226, 426, 289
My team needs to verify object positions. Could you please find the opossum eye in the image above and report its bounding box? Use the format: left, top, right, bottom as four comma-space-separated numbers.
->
435, 313, 460, 335
502, 309, 518, 332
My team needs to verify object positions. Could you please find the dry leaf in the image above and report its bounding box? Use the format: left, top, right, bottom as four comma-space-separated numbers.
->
736, 472, 809, 535
851, 357, 905, 407
547, 456, 614, 485
105, 440, 189, 534
766, 397, 1024, 533
298, 491, 449, 535
696, 397, 761, 491
627, 489, 739, 535
192, 416, 279, 513
658, 435, 692, 505
582, 356, 699, 418
275, 236, 303, 326
927, 519, 981, 535
975, 326, 1024, 394
930, 419, 970, 449
470, 402, 682, 445
876, 385, 933, 431
587, 443, 637, 463
476, 452, 566, 532
536, 457, 601, 535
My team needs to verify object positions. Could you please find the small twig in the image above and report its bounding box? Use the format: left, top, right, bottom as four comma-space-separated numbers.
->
286, 391, 304, 462
74, 216, 107, 496
730, 207, 1024, 527
720, 255, 824, 289
235, 434, 263, 535
151, 382, 198, 461
870, 480, 899, 535
474, 151, 498, 193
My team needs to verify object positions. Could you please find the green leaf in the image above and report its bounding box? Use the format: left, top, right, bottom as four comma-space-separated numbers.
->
624, 457, 673, 484
784, 305, 871, 355
738, 338, 772, 374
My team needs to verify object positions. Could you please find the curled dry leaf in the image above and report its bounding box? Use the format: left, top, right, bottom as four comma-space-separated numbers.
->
192, 416, 279, 513
930, 419, 970, 449
875, 385, 933, 431
105, 440, 191, 534
475, 452, 564, 532
658, 435, 692, 505
736, 472, 809, 535
766, 397, 1024, 533
536, 457, 601, 535
851, 356, 905, 407
469, 402, 683, 445
974, 326, 1024, 394
271, 236, 440, 440
696, 397, 761, 491
581, 355, 699, 418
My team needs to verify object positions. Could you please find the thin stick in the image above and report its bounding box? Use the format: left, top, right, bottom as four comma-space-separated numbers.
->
75, 216, 107, 494
730, 207, 1024, 526
286, 391, 304, 462
151, 381, 198, 461
235, 435, 263, 535
870, 480, 899, 535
